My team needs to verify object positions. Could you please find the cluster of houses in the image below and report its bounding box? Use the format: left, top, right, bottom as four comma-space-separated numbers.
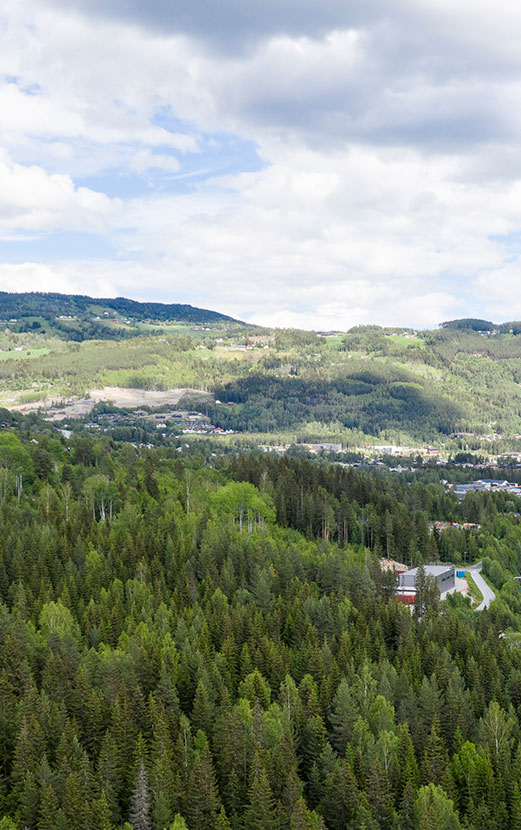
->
451, 479, 521, 499
92, 409, 236, 436
301, 442, 344, 453
430, 520, 481, 532
372, 445, 442, 458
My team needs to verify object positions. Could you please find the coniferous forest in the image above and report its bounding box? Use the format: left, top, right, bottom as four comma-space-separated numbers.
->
1, 429, 521, 829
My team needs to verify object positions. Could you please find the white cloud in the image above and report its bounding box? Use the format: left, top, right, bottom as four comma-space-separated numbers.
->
1, 0, 521, 326
0, 149, 120, 236
102, 144, 519, 326
0, 262, 117, 297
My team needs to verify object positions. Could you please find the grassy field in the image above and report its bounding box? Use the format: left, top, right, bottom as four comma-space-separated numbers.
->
386, 334, 426, 347
465, 571, 484, 606
0, 347, 50, 362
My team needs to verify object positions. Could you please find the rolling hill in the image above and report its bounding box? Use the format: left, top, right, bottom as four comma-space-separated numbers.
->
2, 295, 521, 453
0, 292, 242, 341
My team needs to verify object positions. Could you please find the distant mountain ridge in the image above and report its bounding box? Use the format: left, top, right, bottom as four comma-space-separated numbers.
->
441, 317, 521, 334
0, 291, 241, 325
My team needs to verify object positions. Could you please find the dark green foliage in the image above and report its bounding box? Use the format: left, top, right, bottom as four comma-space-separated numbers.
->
0, 291, 239, 339
208, 370, 461, 436
441, 319, 494, 332
0, 431, 521, 830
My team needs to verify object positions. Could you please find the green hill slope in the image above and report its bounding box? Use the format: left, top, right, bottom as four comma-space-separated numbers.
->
2, 301, 521, 451
0, 291, 242, 341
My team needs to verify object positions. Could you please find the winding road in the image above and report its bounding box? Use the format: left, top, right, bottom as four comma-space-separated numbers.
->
467, 562, 496, 610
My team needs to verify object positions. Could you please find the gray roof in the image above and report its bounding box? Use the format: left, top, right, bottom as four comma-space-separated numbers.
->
403, 564, 454, 578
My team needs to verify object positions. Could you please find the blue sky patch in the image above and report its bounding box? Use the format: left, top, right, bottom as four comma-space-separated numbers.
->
0, 231, 115, 262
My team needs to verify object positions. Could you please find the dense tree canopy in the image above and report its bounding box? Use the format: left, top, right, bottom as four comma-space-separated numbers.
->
0, 430, 518, 828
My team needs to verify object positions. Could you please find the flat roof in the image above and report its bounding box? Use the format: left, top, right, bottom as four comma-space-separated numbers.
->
402, 565, 454, 577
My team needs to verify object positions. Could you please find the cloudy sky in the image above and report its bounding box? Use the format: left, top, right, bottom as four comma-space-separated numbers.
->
1, 0, 521, 329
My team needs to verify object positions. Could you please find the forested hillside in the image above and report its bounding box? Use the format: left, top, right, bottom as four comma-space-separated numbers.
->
0, 293, 241, 343
4, 302, 521, 448
1, 427, 521, 828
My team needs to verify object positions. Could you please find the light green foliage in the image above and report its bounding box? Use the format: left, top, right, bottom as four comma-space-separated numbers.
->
414, 784, 461, 829
238, 670, 272, 709
39, 600, 78, 639
0, 432, 33, 476
211, 481, 275, 531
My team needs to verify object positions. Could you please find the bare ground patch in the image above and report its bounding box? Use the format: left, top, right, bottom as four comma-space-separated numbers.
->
6, 386, 212, 420
88, 386, 210, 408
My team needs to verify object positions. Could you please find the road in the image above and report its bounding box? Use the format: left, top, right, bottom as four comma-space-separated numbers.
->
467, 562, 496, 610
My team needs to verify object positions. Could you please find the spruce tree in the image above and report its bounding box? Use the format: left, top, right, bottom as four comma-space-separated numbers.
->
37, 783, 59, 830
244, 754, 278, 830
321, 760, 359, 830
215, 806, 232, 830
129, 759, 152, 830
289, 797, 315, 830
399, 779, 416, 830
184, 743, 220, 830
94, 789, 114, 830
421, 719, 450, 788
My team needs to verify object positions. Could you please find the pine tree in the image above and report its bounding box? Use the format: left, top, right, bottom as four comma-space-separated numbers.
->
300, 715, 327, 778
18, 771, 39, 828
397, 723, 419, 800
192, 680, 214, 738
97, 730, 122, 825
54, 808, 69, 830
414, 561, 427, 620
129, 759, 152, 830
150, 710, 180, 826
63, 752, 94, 830
280, 768, 303, 820
365, 758, 393, 829
510, 781, 521, 830
307, 763, 323, 809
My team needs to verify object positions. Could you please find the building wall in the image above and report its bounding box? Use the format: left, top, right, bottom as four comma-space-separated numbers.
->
398, 566, 455, 593
400, 572, 417, 589
436, 568, 455, 593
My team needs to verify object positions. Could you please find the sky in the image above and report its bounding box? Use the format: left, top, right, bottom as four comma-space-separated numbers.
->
2, 0, 521, 329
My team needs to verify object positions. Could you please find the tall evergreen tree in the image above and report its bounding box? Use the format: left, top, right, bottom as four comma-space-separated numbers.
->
244, 754, 278, 830
129, 759, 151, 830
